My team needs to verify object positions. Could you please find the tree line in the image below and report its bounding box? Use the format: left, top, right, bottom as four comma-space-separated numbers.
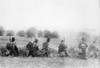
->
0, 25, 59, 38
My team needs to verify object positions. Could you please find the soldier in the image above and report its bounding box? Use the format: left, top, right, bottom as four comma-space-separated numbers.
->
26, 38, 34, 57
11, 37, 19, 56
32, 39, 39, 57
58, 40, 69, 57
88, 41, 99, 58
42, 38, 51, 57
6, 37, 19, 56
78, 38, 88, 60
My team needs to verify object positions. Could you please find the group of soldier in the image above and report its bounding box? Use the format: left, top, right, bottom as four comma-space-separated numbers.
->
3, 36, 92, 60
5, 37, 52, 57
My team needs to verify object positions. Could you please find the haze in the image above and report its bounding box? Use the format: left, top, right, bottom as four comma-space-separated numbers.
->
0, 0, 99, 37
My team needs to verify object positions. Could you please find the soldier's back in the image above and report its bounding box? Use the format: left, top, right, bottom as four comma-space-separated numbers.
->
58, 43, 67, 53
33, 44, 39, 51
42, 42, 48, 49
26, 42, 34, 50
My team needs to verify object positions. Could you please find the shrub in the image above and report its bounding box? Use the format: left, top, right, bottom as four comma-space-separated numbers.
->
17, 30, 26, 37
0, 46, 7, 56
0, 25, 5, 36
51, 31, 59, 38
44, 30, 59, 38
6, 30, 15, 36
18, 47, 29, 57
26, 27, 37, 38
44, 30, 51, 38
37, 30, 44, 38
68, 47, 79, 58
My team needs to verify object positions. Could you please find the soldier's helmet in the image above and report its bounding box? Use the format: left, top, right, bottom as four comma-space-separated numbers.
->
34, 39, 38, 43
81, 38, 85, 42
61, 40, 64, 43
12, 37, 15, 42
47, 38, 50, 42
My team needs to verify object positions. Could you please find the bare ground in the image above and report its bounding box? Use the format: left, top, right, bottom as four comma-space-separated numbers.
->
0, 57, 99, 68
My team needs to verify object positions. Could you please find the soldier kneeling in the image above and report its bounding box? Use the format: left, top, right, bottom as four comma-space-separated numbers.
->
41, 38, 51, 57
58, 40, 69, 57
26, 39, 34, 57
32, 39, 39, 57
6, 37, 19, 57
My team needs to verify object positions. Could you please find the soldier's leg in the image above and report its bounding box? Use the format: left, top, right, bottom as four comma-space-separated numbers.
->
15, 48, 19, 56
81, 49, 87, 60
32, 50, 35, 57
9, 50, 11, 56
28, 50, 31, 56
35, 52, 39, 57
30, 50, 34, 57
77, 50, 83, 59
9, 50, 13, 56
46, 49, 50, 57
45, 52, 48, 57
65, 51, 70, 57
14, 50, 19, 57
12, 50, 16, 57
43, 49, 48, 57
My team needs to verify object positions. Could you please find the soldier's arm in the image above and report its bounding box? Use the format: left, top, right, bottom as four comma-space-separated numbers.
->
48, 43, 52, 49
64, 45, 68, 51
58, 44, 61, 53
15, 44, 18, 50
85, 43, 88, 48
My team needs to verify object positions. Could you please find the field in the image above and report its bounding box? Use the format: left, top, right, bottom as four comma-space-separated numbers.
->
0, 36, 61, 49
0, 36, 100, 68
0, 57, 99, 68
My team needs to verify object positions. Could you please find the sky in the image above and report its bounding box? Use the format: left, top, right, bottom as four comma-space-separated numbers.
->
0, 0, 99, 37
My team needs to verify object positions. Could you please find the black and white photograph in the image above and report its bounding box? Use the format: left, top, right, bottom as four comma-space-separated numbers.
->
0, 0, 100, 68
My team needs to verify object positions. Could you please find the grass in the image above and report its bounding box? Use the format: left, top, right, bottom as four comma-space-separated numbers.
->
0, 57, 99, 68
0, 36, 100, 57
0, 36, 99, 68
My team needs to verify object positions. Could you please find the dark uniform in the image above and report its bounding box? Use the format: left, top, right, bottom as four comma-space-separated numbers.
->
43, 42, 49, 49
41, 38, 50, 57
26, 41, 34, 56
6, 37, 19, 56
11, 42, 19, 56
33, 43, 39, 57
